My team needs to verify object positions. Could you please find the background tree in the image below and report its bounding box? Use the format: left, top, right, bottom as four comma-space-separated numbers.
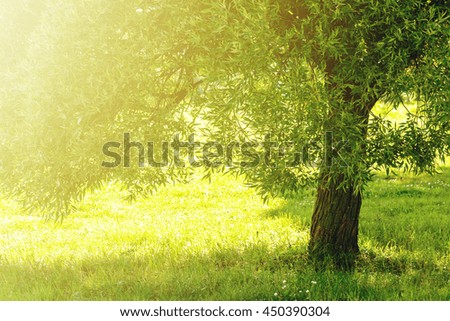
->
0, 0, 448, 268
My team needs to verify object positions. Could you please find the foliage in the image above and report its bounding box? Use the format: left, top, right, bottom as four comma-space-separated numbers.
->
0, 0, 449, 218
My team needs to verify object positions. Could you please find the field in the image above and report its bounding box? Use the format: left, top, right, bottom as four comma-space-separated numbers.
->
0, 167, 449, 301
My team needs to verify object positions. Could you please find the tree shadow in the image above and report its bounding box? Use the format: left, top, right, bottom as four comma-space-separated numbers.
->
1, 230, 447, 301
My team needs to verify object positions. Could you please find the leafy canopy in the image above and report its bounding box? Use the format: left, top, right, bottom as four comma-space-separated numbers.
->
0, 0, 448, 218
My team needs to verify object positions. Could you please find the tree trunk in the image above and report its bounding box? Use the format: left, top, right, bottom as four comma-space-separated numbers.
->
308, 174, 362, 269
307, 73, 377, 269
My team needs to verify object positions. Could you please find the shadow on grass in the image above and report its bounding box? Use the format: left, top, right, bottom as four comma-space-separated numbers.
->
1, 231, 448, 301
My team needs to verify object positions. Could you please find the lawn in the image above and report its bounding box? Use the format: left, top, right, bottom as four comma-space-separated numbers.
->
0, 167, 448, 300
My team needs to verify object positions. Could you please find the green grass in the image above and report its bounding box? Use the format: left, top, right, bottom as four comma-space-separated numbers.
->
0, 167, 449, 300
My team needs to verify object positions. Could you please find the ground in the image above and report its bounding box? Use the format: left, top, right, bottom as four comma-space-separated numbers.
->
0, 167, 448, 300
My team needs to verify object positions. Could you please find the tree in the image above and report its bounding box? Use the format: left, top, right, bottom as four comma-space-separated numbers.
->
0, 0, 448, 268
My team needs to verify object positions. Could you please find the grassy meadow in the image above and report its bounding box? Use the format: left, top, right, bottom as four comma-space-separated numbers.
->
0, 167, 449, 301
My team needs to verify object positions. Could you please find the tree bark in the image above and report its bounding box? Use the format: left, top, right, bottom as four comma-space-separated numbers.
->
308, 54, 378, 268
308, 174, 362, 270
